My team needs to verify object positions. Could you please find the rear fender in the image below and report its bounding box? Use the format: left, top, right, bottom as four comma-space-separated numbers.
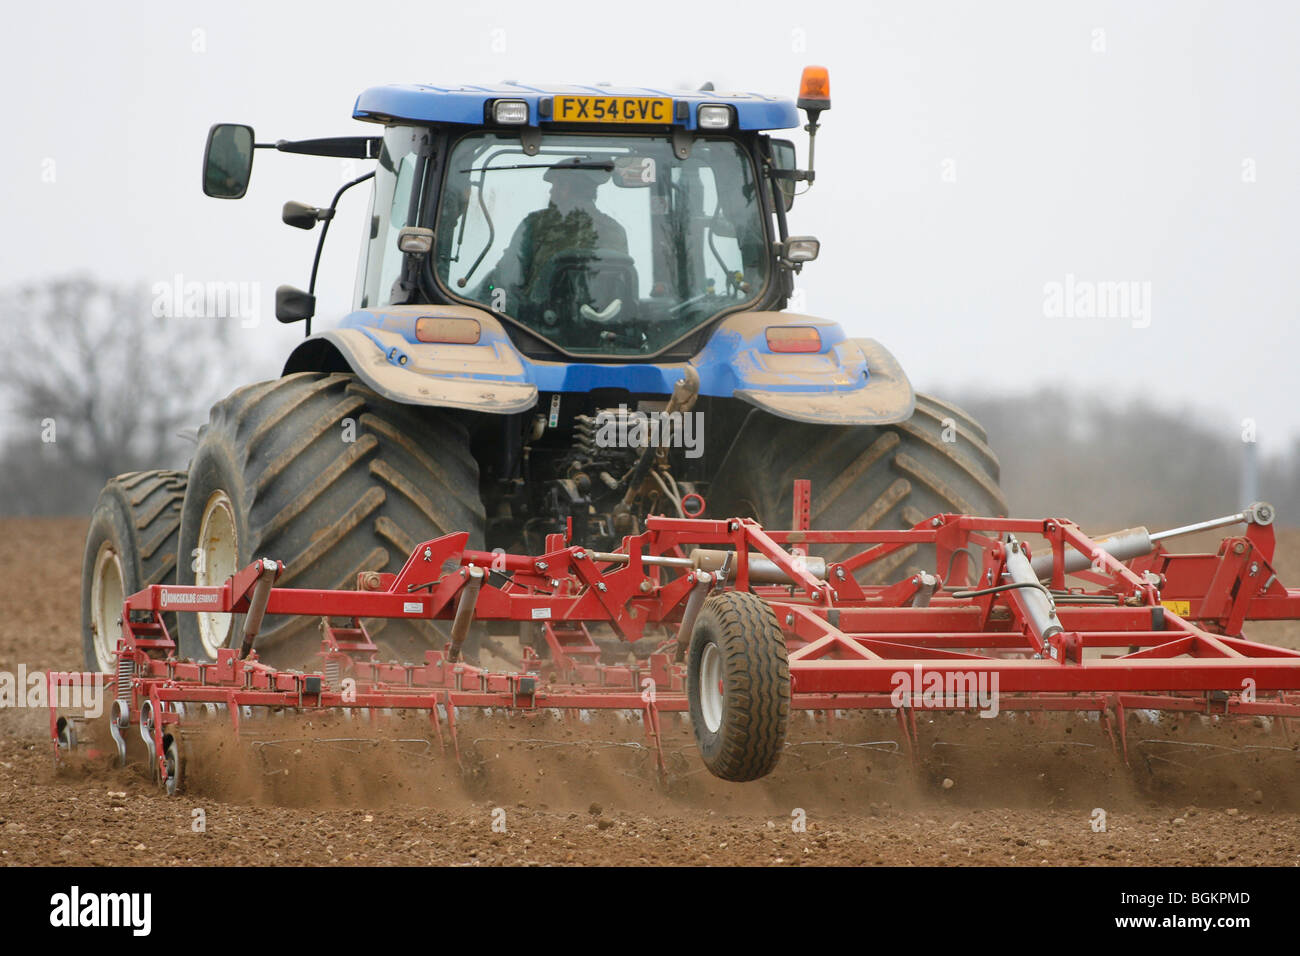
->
284, 306, 914, 425
282, 305, 538, 414
699, 311, 915, 426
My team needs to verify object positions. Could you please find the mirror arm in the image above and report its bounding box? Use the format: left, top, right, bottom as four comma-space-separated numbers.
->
262, 136, 382, 159
302, 170, 375, 337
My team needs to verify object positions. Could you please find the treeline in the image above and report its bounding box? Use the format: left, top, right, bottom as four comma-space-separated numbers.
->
0, 276, 241, 515
953, 388, 1299, 530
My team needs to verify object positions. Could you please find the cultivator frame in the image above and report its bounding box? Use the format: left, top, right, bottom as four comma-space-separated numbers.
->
50, 485, 1300, 790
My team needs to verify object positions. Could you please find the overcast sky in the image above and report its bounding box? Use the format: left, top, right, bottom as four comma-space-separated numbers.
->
3, 0, 1298, 454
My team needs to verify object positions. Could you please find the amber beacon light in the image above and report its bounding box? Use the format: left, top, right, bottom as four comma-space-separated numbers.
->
797, 65, 831, 112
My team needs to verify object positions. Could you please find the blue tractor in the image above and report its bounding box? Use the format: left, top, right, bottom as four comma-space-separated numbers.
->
80, 68, 1006, 670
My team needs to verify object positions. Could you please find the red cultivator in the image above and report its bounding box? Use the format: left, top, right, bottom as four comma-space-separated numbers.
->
49, 484, 1300, 793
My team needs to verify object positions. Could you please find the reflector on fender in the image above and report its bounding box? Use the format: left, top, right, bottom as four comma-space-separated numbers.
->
415, 316, 481, 344
766, 326, 821, 353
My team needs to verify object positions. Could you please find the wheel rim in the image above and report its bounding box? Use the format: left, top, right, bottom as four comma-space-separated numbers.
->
699, 641, 724, 733
196, 490, 238, 657
90, 541, 125, 672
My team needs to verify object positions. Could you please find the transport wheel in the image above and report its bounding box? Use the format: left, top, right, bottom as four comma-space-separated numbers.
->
80, 470, 188, 672
709, 393, 1007, 584
176, 372, 485, 667
687, 592, 790, 781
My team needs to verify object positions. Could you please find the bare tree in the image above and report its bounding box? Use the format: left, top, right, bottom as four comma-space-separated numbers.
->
0, 274, 243, 514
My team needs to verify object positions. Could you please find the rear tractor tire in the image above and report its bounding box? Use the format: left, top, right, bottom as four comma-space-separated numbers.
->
687, 592, 791, 782
709, 393, 1007, 584
80, 470, 187, 672
176, 372, 486, 667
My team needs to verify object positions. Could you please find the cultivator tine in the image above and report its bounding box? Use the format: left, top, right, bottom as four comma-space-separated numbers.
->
447, 566, 484, 663
1098, 702, 1118, 758
642, 697, 666, 779
55, 494, 1300, 790
895, 707, 919, 767
108, 700, 128, 766
429, 706, 445, 757
1112, 696, 1130, 765
443, 694, 461, 769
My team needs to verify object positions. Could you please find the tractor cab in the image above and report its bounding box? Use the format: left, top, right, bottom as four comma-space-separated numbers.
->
203, 70, 830, 361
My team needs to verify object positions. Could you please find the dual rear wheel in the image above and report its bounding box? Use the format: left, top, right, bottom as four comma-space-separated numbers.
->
81, 471, 187, 673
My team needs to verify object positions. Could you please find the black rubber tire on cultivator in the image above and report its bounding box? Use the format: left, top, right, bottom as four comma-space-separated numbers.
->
687, 592, 791, 782
175, 372, 486, 667
80, 470, 188, 672
708, 393, 1008, 584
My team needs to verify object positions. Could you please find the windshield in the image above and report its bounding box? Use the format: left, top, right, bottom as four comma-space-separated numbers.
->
434, 132, 768, 356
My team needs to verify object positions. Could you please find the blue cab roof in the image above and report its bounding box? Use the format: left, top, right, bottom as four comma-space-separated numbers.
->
353, 82, 800, 132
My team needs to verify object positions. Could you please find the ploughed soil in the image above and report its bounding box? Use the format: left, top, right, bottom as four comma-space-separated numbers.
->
1, 517, 1298, 867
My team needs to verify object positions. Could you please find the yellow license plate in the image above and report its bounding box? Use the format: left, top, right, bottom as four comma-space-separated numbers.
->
552, 95, 673, 124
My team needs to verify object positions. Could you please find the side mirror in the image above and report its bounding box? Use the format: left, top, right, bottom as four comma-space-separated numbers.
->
282, 201, 326, 230
770, 139, 797, 211
203, 124, 256, 199
275, 285, 315, 323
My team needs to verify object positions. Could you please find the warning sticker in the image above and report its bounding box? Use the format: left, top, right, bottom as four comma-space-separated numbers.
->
403, 601, 423, 614
531, 607, 551, 620
1161, 600, 1191, 616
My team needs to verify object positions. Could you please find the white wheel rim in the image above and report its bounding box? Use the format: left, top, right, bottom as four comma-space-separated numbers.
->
90, 541, 125, 671
196, 490, 238, 657
699, 642, 723, 733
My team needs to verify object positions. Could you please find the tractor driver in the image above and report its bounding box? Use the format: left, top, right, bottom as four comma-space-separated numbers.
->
480, 159, 629, 310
